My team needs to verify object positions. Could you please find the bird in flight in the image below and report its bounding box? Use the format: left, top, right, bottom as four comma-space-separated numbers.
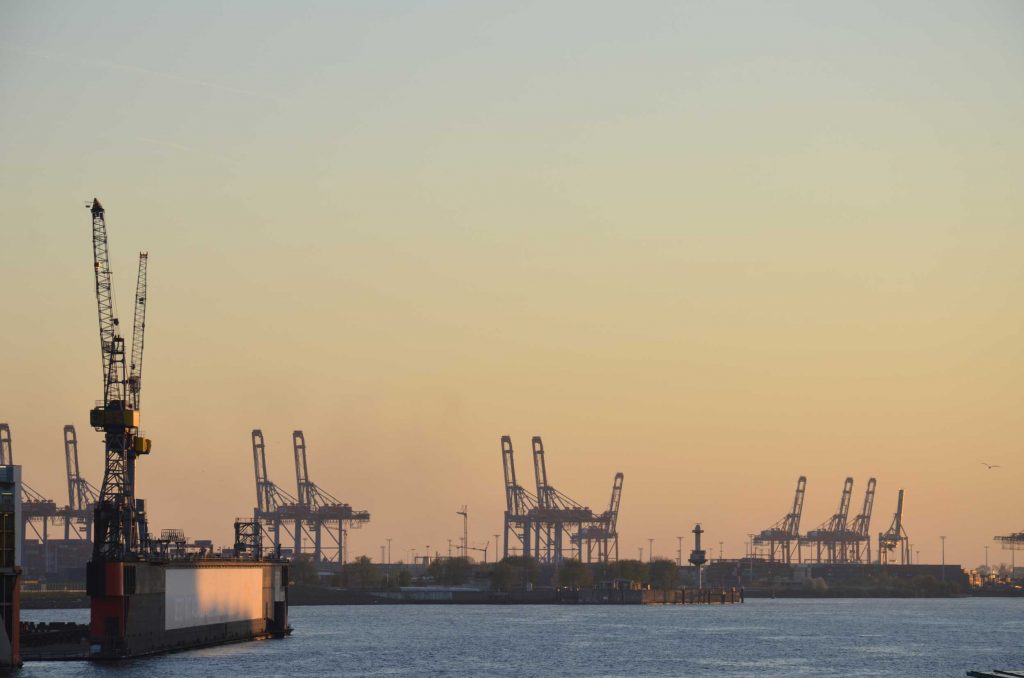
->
980, 462, 1001, 469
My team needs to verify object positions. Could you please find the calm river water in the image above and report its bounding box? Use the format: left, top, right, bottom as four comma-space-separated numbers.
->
20, 599, 1022, 676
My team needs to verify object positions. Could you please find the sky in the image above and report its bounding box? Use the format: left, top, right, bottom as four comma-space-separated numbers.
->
0, 1, 1021, 569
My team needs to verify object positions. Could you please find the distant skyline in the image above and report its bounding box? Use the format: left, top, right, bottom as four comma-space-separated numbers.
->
1, 1, 1022, 568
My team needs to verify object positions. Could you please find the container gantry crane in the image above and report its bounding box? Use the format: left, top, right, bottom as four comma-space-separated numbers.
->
290, 430, 370, 566
753, 476, 806, 563
578, 472, 624, 563
878, 489, 909, 565
801, 477, 854, 563
86, 198, 152, 562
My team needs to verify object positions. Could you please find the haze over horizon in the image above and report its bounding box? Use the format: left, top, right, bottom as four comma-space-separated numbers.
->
1, 1, 1022, 569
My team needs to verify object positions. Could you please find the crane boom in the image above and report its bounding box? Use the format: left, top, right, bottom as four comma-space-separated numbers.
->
293, 430, 311, 507
127, 253, 148, 410
90, 199, 125, 406
532, 436, 550, 508
253, 429, 270, 513
501, 436, 519, 514
892, 488, 903, 534
606, 472, 623, 534
65, 425, 78, 509
852, 477, 876, 537
788, 476, 807, 536
836, 477, 854, 528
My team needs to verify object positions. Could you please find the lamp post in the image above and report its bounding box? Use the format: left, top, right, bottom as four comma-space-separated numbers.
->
677, 536, 683, 566
386, 538, 392, 586
648, 538, 654, 563
984, 545, 989, 571
940, 536, 946, 583
494, 534, 500, 563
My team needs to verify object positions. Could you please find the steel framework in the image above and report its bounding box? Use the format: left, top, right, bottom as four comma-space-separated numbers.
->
526, 436, 593, 563
995, 532, 1024, 550
754, 476, 806, 563
250, 430, 369, 567
499, 435, 620, 564
87, 199, 152, 561
577, 472, 623, 563
800, 477, 856, 563
290, 430, 369, 566
878, 488, 909, 564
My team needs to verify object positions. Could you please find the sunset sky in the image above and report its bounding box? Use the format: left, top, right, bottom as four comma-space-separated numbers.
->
1, 1, 1021, 568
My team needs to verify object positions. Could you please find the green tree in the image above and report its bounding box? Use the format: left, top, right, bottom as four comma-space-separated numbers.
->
396, 569, 413, 587
606, 559, 648, 585
291, 554, 320, 586
558, 559, 593, 589
343, 556, 380, 589
428, 556, 472, 585
649, 559, 679, 590
492, 556, 540, 592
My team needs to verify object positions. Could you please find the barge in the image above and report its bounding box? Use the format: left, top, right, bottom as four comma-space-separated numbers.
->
87, 558, 289, 658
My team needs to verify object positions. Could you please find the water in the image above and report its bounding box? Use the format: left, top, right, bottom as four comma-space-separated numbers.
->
20, 599, 1022, 676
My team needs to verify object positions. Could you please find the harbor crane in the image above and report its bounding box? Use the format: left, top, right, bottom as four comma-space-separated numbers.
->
801, 477, 855, 563
878, 489, 910, 564
753, 476, 806, 563
499, 435, 619, 564
290, 430, 370, 566
578, 472, 624, 563
87, 199, 152, 560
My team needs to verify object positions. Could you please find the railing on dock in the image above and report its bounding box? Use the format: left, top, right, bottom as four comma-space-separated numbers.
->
578, 586, 743, 604
640, 587, 743, 604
